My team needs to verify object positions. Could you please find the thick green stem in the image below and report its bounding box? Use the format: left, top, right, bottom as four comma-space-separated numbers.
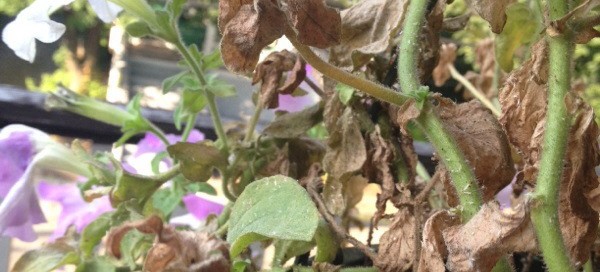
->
415, 108, 482, 219
147, 122, 170, 147
396, 0, 430, 94
530, 1, 575, 271
174, 40, 229, 153
398, 0, 483, 221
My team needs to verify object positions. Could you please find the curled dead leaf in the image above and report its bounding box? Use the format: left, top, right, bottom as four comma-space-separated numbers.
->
220, 0, 286, 73
435, 98, 515, 202
252, 50, 306, 109
461, 38, 501, 100
471, 0, 510, 33
106, 215, 230, 272
499, 39, 600, 263
376, 208, 417, 272
329, 0, 409, 70
417, 211, 459, 272
432, 43, 458, 87
283, 0, 341, 48
443, 202, 536, 272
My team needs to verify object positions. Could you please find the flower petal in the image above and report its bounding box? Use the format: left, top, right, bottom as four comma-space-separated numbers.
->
87, 0, 122, 23
31, 19, 66, 43
2, 19, 37, 62
182, 194, 224, 220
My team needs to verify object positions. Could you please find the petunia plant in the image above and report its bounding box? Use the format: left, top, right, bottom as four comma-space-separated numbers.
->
1, 0, 600, 271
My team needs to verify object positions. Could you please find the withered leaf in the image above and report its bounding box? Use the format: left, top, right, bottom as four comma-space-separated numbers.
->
252, 50, 306, 109
471, 0, 510, 33
262, 102, 324, 139
218, 0, 253, 32
499, 40, 600, 263
329, 0, 409, 70
107, 215, 230, 272
283, 0, 341, 48
323, 107, 366, 179
461, 38, 500, 100
432, 43, 458, 87
220, 0, 286, 73
417, 211, 459, 272
167, 141, 227, 182
376, 208, 417, 272
435, 98, 515, 202
444, 202, 536, 272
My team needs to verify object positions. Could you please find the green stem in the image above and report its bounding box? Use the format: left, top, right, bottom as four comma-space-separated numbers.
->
396, 0, 430, 94
415, 108, 482, 219
243, 101, 264, 142
285, 29, 409, 106
181, 113, 197, 142
147, 122, 170, 147
530, 0, 575, 271
174, 40, 229, 153
146, 164, 181, 183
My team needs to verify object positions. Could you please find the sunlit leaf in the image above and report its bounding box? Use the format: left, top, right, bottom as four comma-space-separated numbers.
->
227, 175, 319, 257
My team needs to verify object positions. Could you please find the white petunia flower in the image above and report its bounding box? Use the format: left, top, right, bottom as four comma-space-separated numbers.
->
1, 0, 122, 63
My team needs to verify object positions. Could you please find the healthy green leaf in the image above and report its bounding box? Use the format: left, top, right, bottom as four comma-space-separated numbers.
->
495, 3, 540, 72
120, 230, 154, 269
80, 213, 113, 258
162, 70, 188, 94
186, 181, 217, 195
12, 242, 79, 272
125, 21, 152, 38
205, 74, 236, 97
117, 95, 152, 146
147, 177, 185, 216
167, 141, 227, 182
167, 0, 186, 20
227, 175, 320, 257
75, 257, 117, 272
202, 49, 224, 70
335, 83, 355, 105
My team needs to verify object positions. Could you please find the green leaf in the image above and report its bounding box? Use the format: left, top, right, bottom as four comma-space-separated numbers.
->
166, 0, 186, 19
205, 74, 236, 97
232, 259, 252, 272
125, 21, 152, 37
75, 258, 117, 272
120, 230, 154, 269
167, 141, 227, 182
162, 70, 188, 94
109, 157, 163, 206
12, 242, 79, 272
227, 175, 320, 257
182, 89, 208, 112
147, 177, 186, 216
117, 95, 152, 146
202, 49, 224, 70
186, 181, 217, 195
80, 213, 113, 258
314, 221, 338, 263
335, 83, 355, 105
495, 3, 541, 72
263, 102, 324, 139
188, 44, 203, 62
150, 151, 169, 174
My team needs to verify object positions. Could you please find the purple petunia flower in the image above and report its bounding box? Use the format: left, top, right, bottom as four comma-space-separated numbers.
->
0, 125, 92, 241
38, 182, 112, 240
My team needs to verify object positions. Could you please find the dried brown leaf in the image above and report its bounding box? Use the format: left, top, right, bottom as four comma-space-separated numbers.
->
391, 99, 422, 135
461, 38, 501, 100
376, 208, 417, 272
443, 202, 536, 272
499, 40, 600, 263
432, 43, 458, 87
471, 0, 510, 33
323, 107, 367, 179
218, 0, 253, 32
418, 0, 445, 82
417, 211, 460, 272
252, 50, 306, 108
262, 102, 324, 139
106, 215, 163, 258
107, 216, 230, 272
329, 0, 409, 70
435, 98, 515, 202
220, 0, 286, 73
283, 0, 341, 48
